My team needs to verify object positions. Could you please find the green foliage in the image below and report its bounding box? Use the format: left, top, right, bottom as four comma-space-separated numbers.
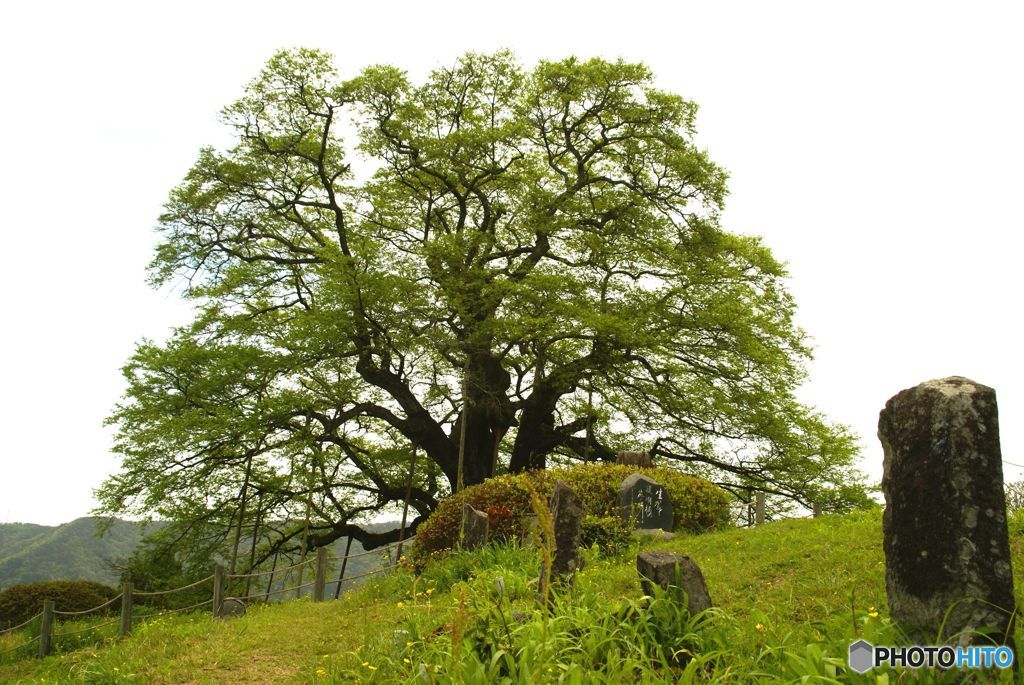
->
5, 510, 1024, 682
410, 462, 729, 563
1005, 478, 1024, 514
100, 46, 869, 572
0, 580, 118, 629
0, 517, 145, 590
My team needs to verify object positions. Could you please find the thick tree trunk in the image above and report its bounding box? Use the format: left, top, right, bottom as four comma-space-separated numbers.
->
451, 350, 514, 487
509, 391, 559, 472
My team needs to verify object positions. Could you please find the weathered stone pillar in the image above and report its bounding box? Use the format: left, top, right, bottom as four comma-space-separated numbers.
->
539, 481, 586, 597
460, 504, 489, 550
878, 376, 1016, 647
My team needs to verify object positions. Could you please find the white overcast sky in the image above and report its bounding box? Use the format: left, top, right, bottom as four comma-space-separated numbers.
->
1, 1, 1021, 525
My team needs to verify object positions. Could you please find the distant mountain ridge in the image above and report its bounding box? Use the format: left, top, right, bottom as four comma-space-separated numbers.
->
0, 517, 146, 589
0, 518, 408, 592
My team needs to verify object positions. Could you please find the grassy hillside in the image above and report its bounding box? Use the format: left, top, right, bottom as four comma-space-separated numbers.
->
2, 508, 1022, 683
0, 518, 145, 589
0, 518, 401, 597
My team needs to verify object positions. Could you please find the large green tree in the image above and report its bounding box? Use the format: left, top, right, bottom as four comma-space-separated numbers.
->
101, 49, 867, 561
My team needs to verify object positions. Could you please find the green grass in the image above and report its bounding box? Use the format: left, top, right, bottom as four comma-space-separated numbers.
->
1, 508, 1022, 683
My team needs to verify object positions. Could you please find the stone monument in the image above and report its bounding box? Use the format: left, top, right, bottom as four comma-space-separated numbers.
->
618, 474, 673, 531
878, 376, 1016, 647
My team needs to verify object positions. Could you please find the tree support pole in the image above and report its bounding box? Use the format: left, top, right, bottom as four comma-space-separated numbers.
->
333, 536, 354, 600
397, 447, 418, 561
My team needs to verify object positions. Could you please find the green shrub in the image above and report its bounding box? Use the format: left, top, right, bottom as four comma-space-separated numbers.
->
411, 463, 730, 564
0, 580, 119, 629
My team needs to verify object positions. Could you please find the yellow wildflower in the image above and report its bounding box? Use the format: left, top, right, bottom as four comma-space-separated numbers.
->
867, 607, 879, 618
396, 601, 405, 608
755, 623, 766, 633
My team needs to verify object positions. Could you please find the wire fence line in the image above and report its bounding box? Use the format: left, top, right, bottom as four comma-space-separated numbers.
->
0, 533, 414, 663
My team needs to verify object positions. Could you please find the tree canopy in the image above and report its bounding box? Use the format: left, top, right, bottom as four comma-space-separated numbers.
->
100, 49, 868, 563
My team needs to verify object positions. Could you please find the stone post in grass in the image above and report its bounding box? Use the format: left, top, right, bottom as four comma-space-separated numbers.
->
878, 376, 1016, 649
460, 504, 489, 550
538, 481, 586, 600
636, 550, 712, 616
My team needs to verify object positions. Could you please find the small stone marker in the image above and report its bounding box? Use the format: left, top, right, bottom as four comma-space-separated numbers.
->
460, 504, 489, 550
616, 450, 654, 468
618, 474, 673, 531
878, 376, 1016, 647
539, 481, 586, 596
636, 550, 712, 616
217, 597, 246, 619
632, 528, 676, 541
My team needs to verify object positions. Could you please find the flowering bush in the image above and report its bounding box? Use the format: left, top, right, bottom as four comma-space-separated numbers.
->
410, 463, 730, 565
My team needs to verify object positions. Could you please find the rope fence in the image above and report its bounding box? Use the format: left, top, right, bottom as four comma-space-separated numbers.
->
53, 594, 123, 617
51, 617, 121, 640
1, 533, 412, 663
330, 565, 391, 585
327, 541, 406, 563
0, 634, 39, 658
138, 598, 214, 620
259, 580, 317, 600
0, 612, 42, 636
134, 575, 215, 597
226, 557, 313, 580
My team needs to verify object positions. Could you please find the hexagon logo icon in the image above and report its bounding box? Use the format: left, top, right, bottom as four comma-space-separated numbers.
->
848, 639, 874, 674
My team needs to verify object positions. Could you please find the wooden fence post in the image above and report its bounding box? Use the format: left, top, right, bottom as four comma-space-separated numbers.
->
754, 492, 765, 526
212, 563, 225, 618
314, 547, 328, 602
119, 581, 133, 638
37, 599, 53, 659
